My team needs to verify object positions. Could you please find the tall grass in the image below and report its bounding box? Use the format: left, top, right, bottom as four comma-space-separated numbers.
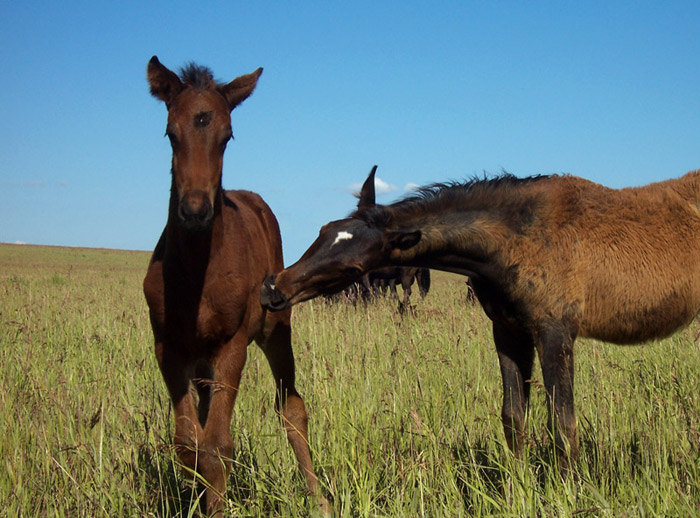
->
1, 243, 698, 516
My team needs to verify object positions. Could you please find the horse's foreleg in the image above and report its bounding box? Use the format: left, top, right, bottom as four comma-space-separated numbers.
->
198, 331, 249, 515
155, 342, 204, 472
194, 362, 214, 426
536, 324, 578, 470
260, 316, 329, 514
493, 322, 535, 457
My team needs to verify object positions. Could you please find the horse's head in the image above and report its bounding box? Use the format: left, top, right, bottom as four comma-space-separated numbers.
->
261, 166, 421, 310
147, 56, 262, 231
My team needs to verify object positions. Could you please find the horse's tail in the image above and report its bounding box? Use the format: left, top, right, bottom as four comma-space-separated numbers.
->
417, 268, 430, 298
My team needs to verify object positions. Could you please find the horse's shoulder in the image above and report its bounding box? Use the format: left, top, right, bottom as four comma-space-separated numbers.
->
221, 189, 284, 266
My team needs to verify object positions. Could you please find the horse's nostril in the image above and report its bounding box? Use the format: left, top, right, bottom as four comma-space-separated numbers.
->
178, 192, 213, 229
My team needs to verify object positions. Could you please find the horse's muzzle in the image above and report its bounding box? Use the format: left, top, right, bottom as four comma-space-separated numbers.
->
260, 274, 289, 311
178, 190, 213, 231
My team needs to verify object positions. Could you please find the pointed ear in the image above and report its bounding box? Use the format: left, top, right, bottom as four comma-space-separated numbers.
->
387, 230, 421, 250
147, 56, 183, 107
357, 165, 378, 211
218, 67, 263, 111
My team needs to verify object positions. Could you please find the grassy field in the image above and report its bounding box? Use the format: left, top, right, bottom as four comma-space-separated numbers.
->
1, 243, 699, 517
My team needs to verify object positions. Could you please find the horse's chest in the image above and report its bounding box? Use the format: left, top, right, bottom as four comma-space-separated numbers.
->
156, 270, 248, 348
195, 288, 245, 340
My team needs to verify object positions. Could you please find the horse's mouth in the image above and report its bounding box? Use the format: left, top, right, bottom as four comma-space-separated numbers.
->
178, 214, 214, 232
260, 275, 290, 311
261, 275, 329, 310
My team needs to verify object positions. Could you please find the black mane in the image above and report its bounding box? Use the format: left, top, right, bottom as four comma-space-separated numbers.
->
179, 62, 217, 89
354, 173, 553, 228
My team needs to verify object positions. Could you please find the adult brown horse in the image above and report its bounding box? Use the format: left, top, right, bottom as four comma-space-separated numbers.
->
142, 57, 325, 515
261, 165, 700, 469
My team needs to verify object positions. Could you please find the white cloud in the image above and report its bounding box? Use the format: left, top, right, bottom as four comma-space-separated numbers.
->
374, 177, 398, 195
403, 182, 420, 193
347, 175, 400, 197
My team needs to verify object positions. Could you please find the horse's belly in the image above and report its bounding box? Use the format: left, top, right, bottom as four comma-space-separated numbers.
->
582, 301, 697, 344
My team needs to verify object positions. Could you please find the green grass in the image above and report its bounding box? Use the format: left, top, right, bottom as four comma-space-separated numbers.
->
1, 243, 699, 516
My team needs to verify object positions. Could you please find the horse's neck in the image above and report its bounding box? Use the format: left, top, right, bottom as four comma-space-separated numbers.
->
390, 207, 514, 278
165, 192, 224, 271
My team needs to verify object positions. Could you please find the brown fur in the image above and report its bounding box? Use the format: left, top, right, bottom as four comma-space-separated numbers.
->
143, 56, 325, 515
261, 166, 700, 470
379, 172, 700, 343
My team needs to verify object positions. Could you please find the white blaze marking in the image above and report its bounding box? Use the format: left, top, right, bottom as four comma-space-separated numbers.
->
331, 231, 354, 247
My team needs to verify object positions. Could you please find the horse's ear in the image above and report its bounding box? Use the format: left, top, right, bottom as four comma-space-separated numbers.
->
218, 67, 263, 111
147, 56, 183, 107
357, 165, 378, 211
387, 230, 421, 251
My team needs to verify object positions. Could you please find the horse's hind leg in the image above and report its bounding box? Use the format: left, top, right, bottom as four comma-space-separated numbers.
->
401, 277, 413, 308
259, 314, 328, 512
535, 324, 578, 470
493, 322, 535, 457
417, 268, 430, 298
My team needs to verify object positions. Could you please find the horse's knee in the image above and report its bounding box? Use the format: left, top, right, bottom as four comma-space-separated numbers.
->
278, 393, 309, 433
501, 385, 525, 426
173, 416, 204, 468
203, 430, 234, 460
174, 433, 200, 471
501, 405, 524, 429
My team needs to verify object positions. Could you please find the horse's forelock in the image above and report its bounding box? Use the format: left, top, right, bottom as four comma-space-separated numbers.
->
179, 62, 217, 89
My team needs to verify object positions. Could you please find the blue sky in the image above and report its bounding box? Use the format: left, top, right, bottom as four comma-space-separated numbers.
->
1, 2, 699, 262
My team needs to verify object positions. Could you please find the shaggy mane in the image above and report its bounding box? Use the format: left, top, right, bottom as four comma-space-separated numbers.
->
353, 173, 553, 228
